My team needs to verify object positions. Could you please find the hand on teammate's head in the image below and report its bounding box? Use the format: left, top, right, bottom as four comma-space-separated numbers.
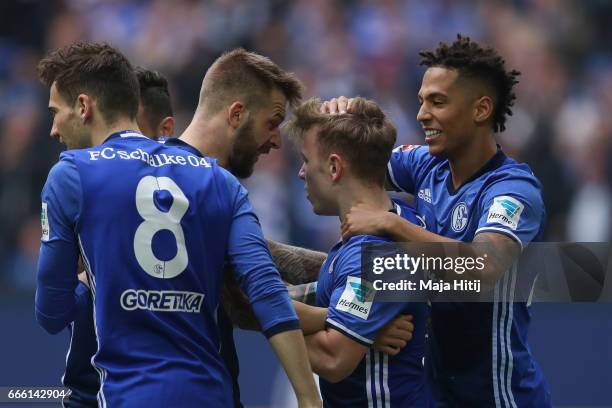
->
319, 96, 354, 115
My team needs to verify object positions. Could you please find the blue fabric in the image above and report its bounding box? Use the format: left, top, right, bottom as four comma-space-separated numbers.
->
61, 283, 98, 408
36, 131, 297, 407
317, 201, 430, 407
388, 144, 551, 408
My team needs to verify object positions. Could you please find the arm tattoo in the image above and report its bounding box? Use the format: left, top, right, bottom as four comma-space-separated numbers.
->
472, 232, 520, 283
267, 240, 326, 285
221, 241, 327, 329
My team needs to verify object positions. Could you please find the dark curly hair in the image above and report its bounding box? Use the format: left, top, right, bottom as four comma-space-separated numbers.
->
419, 34, 520, 133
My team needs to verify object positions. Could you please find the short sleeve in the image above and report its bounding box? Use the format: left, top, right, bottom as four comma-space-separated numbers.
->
325, 239, 409, 346
475, 173, 545, 248
386, 145, 432, 194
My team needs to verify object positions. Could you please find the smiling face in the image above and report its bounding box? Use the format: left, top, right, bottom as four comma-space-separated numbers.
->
48, 82, 91, 150
417, 67, 478, 158
298, 126, 337, 216
227, 87, 287, 178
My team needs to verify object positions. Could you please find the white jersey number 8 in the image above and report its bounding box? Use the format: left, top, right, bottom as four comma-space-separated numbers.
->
134, 176, 189, 279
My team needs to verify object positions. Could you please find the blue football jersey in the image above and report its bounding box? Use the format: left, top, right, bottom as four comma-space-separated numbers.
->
36, 131, 298, 408
60, 137, 245, 408
317, 201, 430, 408
388, 145, 551, 407
165, 136, 245, 408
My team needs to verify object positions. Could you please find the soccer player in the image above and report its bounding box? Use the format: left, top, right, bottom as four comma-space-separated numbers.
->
326, 35, 551, 407
60, 67, 179, 408
134, 66, 175, 140
285, 97, 430, 407
35, 42, 321, 408
173, 49, 417, 364
165, 48, 311, 408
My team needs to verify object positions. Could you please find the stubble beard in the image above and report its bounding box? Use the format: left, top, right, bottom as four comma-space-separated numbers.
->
227, 118, 259, 179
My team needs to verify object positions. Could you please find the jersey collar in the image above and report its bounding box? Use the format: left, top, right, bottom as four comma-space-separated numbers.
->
446, 146, 507, 196
103, 130, 147, 143
162, 137, 203, 157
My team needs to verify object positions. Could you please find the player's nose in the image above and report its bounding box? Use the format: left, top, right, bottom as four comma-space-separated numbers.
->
50, 126, 59, 140
298, 163, 306, 180
416, 104, 431, 123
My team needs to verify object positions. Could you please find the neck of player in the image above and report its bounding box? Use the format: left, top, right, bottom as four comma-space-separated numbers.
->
447, 135, 497, 190
93, 118, 140, 146
338, 181, 392, 226
180, 112, 231, 166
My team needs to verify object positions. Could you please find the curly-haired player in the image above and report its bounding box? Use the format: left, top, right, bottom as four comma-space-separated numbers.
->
418, 33, 520, 134
326, 34, 552, 407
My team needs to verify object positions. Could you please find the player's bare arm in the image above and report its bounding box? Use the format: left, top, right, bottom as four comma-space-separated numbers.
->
267, 239, 326, 285
341, 204, 455, 244
268, 330, 323, 408
471, 232, 521, 283
222, 236, 325, 329
342, 205, 520, 285
305, 329, 368, 383
292, 301, 327, 335
221, 267, 321, 331
293, 299, 414, 355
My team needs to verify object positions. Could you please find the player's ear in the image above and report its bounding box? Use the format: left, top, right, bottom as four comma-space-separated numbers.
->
227, 101, 246, 130
76, 94, 94, 123
474, 95, 493, 125
158, 116, 175, 137
329, 154, 343, 182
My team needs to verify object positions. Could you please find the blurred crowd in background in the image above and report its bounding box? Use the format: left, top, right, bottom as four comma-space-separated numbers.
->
1, 0, 611, 291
